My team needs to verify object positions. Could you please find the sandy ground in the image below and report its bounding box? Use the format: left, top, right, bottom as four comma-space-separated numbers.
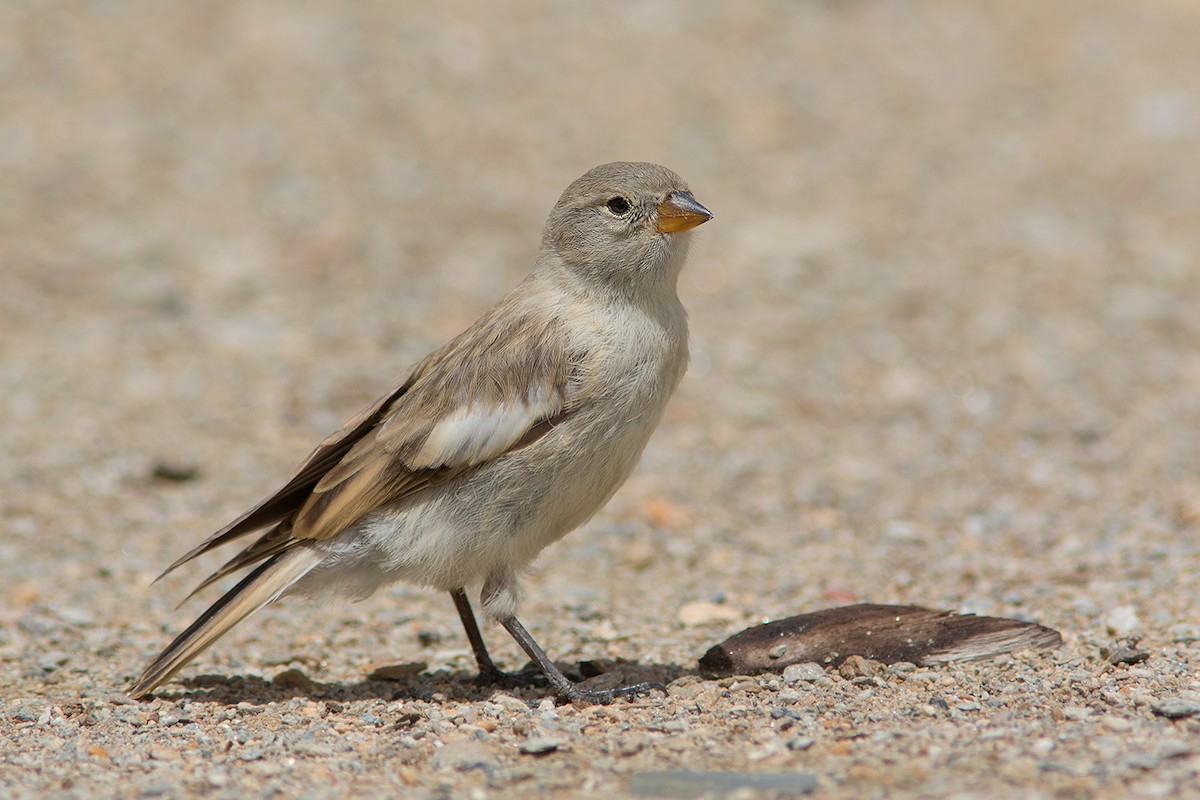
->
3, 1, 1200, 797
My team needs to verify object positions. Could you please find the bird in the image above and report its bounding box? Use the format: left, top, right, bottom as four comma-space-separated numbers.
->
129, 161, 713, 703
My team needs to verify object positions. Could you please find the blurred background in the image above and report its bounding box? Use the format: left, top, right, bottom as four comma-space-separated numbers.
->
2, 0, 1198, 712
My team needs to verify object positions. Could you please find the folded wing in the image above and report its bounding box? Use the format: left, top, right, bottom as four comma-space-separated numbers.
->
162, 304, 573, 596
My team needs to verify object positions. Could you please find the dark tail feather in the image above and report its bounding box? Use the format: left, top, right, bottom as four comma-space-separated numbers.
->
129, 547, 325, 699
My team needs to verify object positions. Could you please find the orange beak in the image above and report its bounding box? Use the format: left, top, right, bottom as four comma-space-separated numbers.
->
655, 191, 714, 233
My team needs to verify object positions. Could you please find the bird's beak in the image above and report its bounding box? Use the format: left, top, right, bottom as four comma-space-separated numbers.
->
656, 191, 714, 234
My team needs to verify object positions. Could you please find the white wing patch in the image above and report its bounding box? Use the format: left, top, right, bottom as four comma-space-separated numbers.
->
410, 388, 561, 469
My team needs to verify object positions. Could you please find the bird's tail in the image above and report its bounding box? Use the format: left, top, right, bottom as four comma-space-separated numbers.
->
128, 547, 325, 699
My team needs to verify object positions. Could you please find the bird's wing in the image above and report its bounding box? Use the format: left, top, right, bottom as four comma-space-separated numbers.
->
290, 307, 571, 542
164, 302, 573, 587
156, 377, 417, 580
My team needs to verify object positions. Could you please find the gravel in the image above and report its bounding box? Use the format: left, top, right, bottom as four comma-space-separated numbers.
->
3, 1, 1200, 798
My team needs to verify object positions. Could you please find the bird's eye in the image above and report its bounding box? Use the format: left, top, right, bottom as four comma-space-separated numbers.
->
605, 196, 631, 215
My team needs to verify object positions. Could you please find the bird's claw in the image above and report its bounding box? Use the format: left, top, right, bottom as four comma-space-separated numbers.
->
561, 680, 668, 705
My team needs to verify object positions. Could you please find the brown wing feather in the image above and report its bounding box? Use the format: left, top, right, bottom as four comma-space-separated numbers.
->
156, 376, 416, 580
286, 306, 571, 543
167, 296, 573, 595
291, 457, 457, 541
178, 521, 297, 602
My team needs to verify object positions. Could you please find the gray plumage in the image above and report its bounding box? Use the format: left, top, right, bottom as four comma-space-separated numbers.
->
130, 162, 712, 700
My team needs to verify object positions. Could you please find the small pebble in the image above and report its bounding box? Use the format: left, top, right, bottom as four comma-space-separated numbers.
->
490, 694, 533, 714
781, 663, 826, 684
613, 734, 648, 757
1151, 698, 1200, 719
1103, 639, 1150, 665
518, 737, 566, 755
271, 668, 315, 689
838, 656, 884, 679
151, 461, 200, 482
38, 652, 69, 673
1104, 605, 1143, 637
367, 662, 427, 681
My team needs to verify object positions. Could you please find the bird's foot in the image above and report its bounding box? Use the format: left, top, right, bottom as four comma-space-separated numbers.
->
557, 679, 668, 706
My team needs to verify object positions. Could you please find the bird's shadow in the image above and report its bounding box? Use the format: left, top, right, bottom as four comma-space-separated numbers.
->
145, 659, 695, 706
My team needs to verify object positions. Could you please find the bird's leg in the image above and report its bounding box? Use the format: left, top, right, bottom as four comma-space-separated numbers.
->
498, 615, 667, 705
449, 588, 542, 687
